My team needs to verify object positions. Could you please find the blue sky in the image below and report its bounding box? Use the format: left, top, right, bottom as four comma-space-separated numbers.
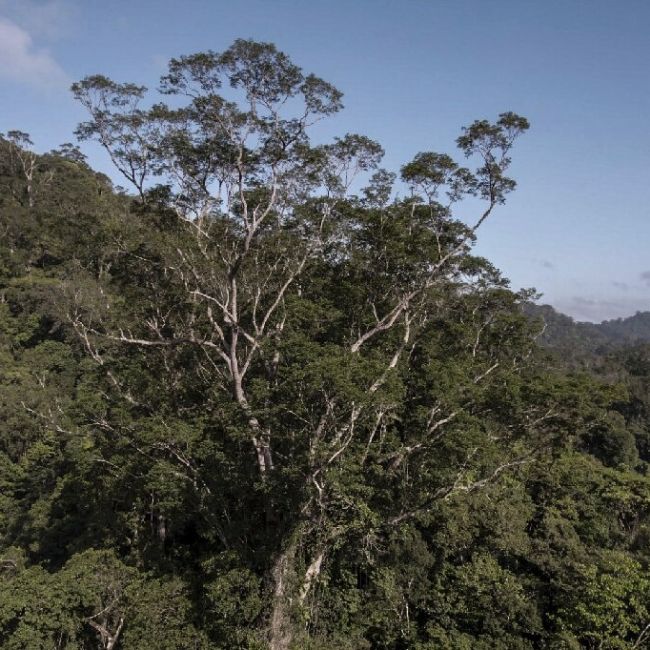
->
1, 0, 649, 322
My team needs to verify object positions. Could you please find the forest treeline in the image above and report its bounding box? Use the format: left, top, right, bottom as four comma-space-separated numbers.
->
527, 303, 650, 364
0, 40, 649, 650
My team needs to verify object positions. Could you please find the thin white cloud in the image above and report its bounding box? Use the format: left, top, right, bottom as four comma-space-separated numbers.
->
0, 16, 68, 88
555, 295, 650, 323
0, 0, 73, 40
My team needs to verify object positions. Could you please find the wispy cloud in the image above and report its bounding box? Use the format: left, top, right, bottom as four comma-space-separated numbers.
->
641, 271, 650, 286
0, 0, 73, 40
613, 281, 629, 291
556, 294, 650, 323
0, 16, 68, 88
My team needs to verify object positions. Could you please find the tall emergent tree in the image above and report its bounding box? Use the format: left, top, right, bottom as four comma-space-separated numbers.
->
3, 37, 649, 650
66, 39, 542, 648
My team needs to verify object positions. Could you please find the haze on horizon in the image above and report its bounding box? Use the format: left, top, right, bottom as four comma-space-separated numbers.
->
1, 0, 648, 323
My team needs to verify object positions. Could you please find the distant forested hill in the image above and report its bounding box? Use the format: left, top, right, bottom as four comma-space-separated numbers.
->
599, 310, 650, 342
526, 303, 650, 363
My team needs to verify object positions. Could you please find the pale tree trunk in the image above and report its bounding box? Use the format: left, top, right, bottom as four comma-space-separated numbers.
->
298, 551, 324, 605
268, 540, 326, 650
87, 616, 124, 650
269, 545, 296, 650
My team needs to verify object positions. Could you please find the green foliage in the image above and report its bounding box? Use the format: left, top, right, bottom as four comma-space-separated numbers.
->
553, 552, 650, 649
0, 39, 648, 650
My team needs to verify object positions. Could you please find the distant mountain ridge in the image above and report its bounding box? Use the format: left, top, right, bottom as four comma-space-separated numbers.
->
598, 310, 650, 342
526, 304, 650, 358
